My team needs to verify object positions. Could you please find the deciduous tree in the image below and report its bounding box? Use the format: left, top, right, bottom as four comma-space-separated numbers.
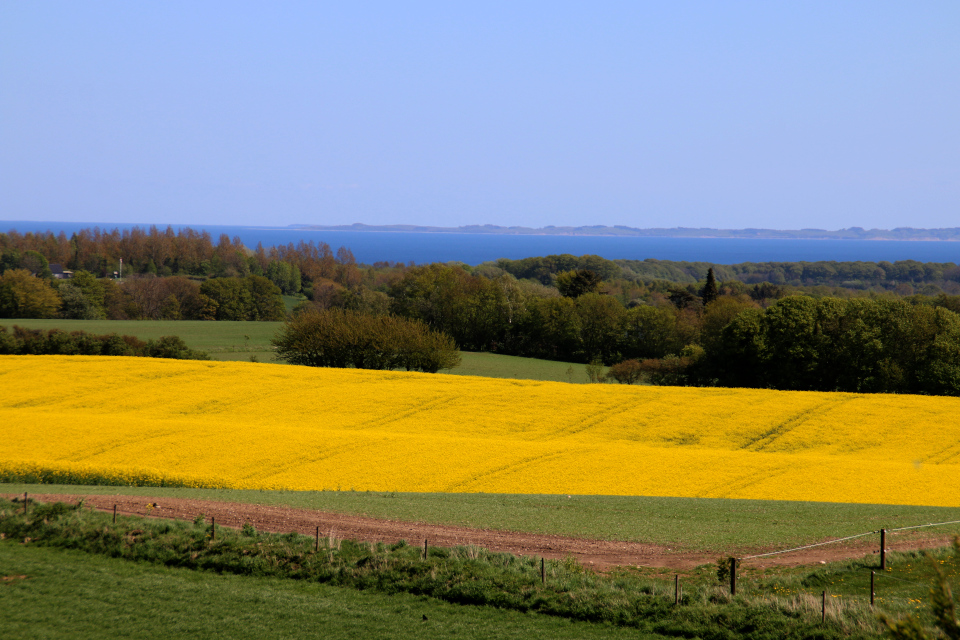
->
0, 269, 61, 318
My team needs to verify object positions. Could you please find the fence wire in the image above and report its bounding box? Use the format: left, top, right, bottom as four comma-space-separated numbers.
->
887, 519, 960, 533
739, 518, 960, 561
741, 530, 878, 560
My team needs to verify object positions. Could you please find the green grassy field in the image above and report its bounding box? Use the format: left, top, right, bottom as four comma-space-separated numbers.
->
1, 318, 598, 380
1, 318, 283, 357
6, 484, 959, 552
447, 350, 595, 382
0, 544, 663, 640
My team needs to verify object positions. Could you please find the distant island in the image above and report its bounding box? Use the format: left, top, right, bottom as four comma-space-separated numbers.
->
291, 223, 960, 241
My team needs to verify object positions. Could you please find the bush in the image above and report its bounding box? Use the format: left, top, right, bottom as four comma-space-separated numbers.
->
272, 309, 461, 373
638, 355, 693, 386
608, 359, 644, 384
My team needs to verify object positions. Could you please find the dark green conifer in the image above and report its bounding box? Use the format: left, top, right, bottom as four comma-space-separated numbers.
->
702, 268, 718, 305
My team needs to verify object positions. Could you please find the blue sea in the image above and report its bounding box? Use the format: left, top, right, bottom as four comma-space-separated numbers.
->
4, 221, 960, 266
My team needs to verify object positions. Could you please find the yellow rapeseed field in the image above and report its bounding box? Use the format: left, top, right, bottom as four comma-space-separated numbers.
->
1, 355, 958, 506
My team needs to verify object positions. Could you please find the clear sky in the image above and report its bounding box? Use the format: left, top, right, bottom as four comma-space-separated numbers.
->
2, 2, 958, 230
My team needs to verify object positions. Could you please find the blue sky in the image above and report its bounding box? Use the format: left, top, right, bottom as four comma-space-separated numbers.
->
2, 2, 958, 229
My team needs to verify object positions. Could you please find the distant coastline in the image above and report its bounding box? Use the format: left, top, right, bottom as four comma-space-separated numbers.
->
5, 221, 960, 264
291, 223, 960, 241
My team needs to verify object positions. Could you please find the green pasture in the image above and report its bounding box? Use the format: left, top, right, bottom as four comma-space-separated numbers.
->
446, 350, 595, 382
1, 318, 598, 381
5, 484, 959, 553
0, 544, 661, 640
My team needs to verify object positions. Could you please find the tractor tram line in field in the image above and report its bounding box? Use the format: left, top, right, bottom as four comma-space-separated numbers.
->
5, 492, 956, 573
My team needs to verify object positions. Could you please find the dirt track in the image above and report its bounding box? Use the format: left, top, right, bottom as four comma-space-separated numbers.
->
5, 492, 954, 571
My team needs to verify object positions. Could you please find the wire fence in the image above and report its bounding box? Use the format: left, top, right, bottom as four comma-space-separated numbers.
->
739, 519, 960, 561
741, 530, 879, 560
888, 519, 960, 533
717, 516, 960, 617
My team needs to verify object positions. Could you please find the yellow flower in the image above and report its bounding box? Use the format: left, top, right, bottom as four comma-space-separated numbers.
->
2, 355, 959, 505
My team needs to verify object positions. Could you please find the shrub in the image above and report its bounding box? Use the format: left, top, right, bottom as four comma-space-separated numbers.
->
608, 359, 644, 384
272, 308, 460, 373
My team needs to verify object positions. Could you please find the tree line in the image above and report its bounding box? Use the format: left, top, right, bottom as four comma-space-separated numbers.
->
494, 254, 960, 293
6, 224, 960, 393
6, 226, 960, 297
702, 296, 960, 395
0, 226, 362, 299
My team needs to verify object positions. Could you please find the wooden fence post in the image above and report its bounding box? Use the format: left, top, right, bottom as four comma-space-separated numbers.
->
880, 529, 886, 570
211, 516, 216, 540
315, 526, 320, 552
540, 557, 545, 585
23, 492, 28, 516
423, 539, 428, 560
821, 591, 826, 623
113, 504, 117, 523
730, 558, 737, 596
870, 571, 875, 606
674, 575, 679, 604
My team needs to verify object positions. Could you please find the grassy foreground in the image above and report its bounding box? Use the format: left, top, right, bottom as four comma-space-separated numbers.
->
6, 484, 960, 552
0, 545, 662, 640
2, 318, 593, 380
5, 497, 936, 640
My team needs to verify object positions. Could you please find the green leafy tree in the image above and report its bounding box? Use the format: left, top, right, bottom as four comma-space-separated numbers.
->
0, 248, 22, 274
70, 271, 106, 310
699, 296, 756, 355
575, 292, 626, 364
20, 250, 51, 278
265, 260, 302, 295
516, 296, 582, 361
388, 264, 523, 351
245, 275, 286, 321
0, 269, 61, 318
200, 278, 251, 320
389, 264, 473, 338
57, 282, 105, 319
621, 305, 684, 360
555, 269, 603, 298
57, 270, 107, 319
158, 294, 182, 320
200, 275, 284, 321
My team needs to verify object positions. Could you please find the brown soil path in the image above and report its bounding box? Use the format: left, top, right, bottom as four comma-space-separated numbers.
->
5, 492, 954, 571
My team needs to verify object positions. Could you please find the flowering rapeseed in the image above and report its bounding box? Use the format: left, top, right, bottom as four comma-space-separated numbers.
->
1, 355, 957, 505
